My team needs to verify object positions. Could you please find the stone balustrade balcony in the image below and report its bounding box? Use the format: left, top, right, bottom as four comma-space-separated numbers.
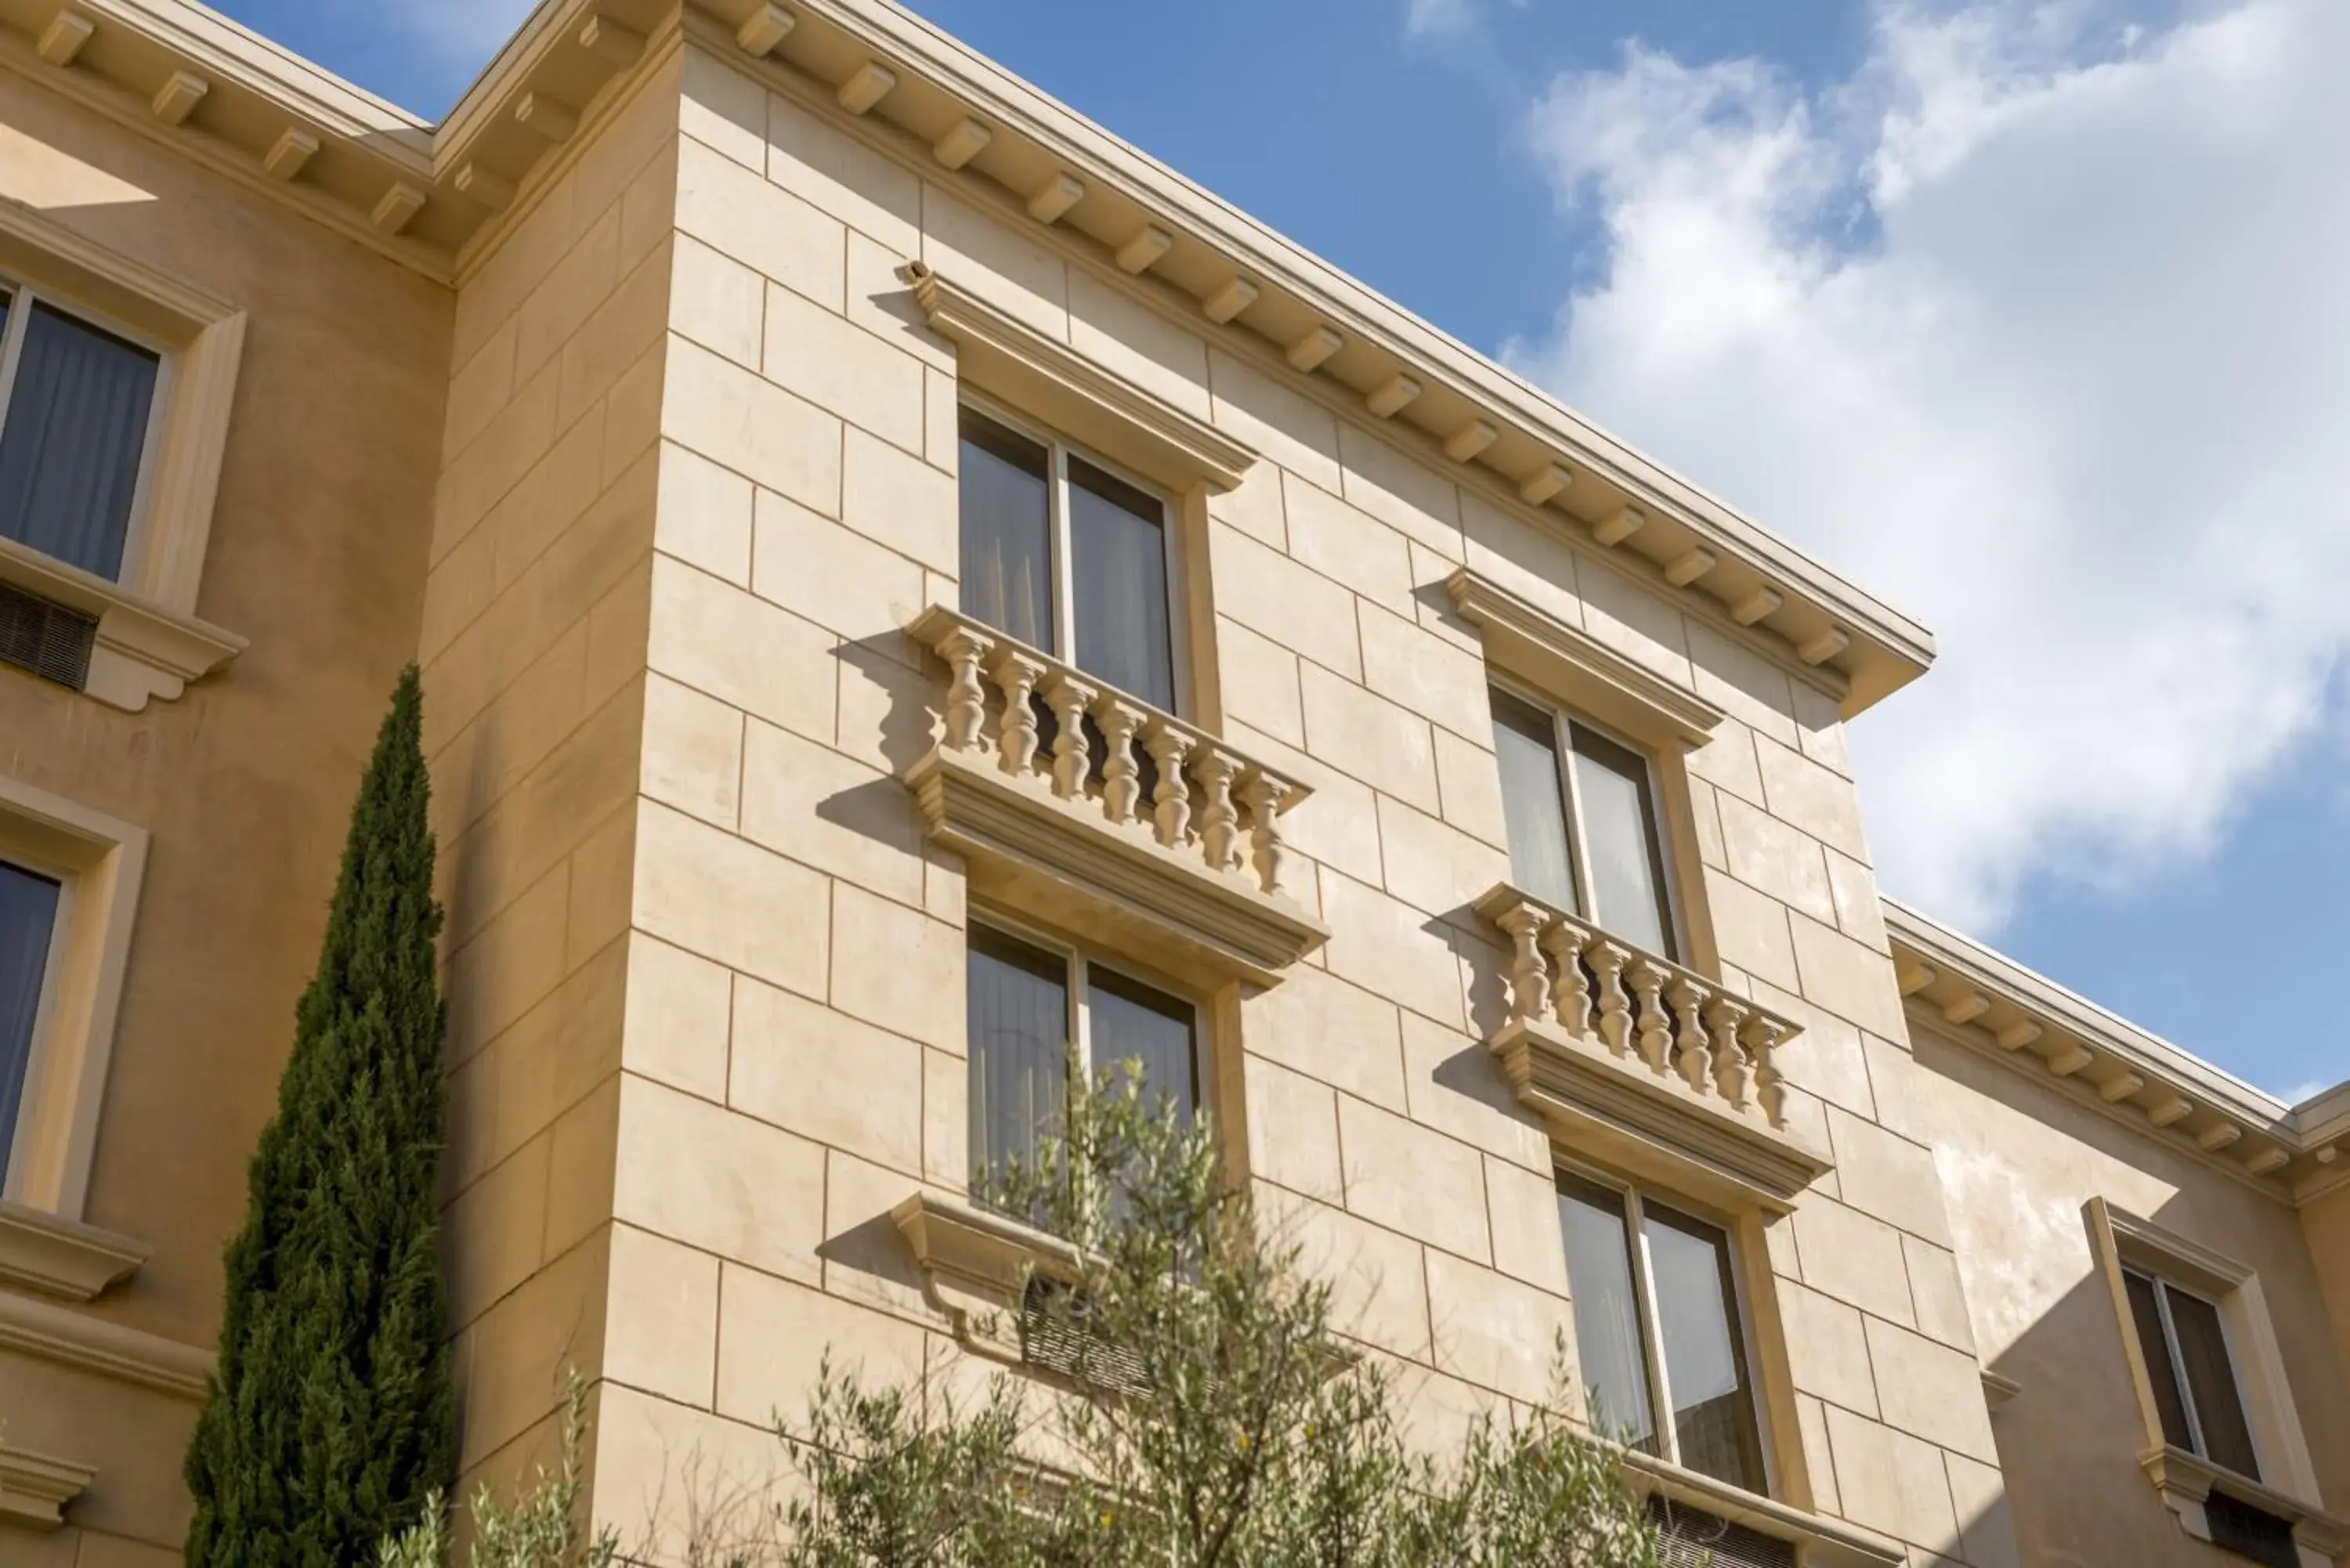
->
1473, 883, 1831, 1210
905, 605, 1329, 988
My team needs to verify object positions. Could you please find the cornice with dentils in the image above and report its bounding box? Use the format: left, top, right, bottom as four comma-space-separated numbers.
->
0, 0, 1936, 713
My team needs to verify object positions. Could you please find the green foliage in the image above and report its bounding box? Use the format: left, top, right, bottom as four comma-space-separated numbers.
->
185, 667, 455, 1568
381, 1378, 619, 1568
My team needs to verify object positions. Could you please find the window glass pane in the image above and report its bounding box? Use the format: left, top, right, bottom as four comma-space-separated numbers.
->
1643, 1201, 1766, 1492
958, 409, 1055, 653
1568, 723, 1675, 959
2124, 1270, 2194, 1452
1491, 688, 1579, 913
1086, 965, 1196, 1123
967, 925, 1068, 1205
0, 860, 62, 1182
2167, 1284, 2259, 1478
1556, 1173, 1655, 1452
1067, 457, 1175, 712
0, 302, 158, 580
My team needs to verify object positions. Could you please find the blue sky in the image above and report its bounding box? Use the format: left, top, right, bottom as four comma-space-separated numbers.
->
208, 0, 2349, 1102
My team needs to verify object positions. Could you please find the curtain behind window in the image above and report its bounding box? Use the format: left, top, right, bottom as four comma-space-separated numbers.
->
959, 410, 1054, 653
1086, 965, 1195, 1122
1556, 1175, 1656, 1451
1643, 1202, 1766, 1491
1568, 723, 1675, 959
1067, 457, 1174, 712
0, 303, 159, 581
0, 861, 62, 1183
2125, 1271, 2194, 1451
967, 925, 1068, 1207
1490, 688, 1578, 914
2166, 1286, 2259, 1477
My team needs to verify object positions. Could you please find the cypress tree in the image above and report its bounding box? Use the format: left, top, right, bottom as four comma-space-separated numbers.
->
184, 666, 454, 1568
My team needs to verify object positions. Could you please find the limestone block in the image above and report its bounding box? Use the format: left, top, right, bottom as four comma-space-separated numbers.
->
923, 1046, 967, 1188
731, 975, 924, 1176
641, 673, 743, 830
1209, 522, 1364, 682
581, 556, 656, 717
622, 933, 733, 1104
605, 1222, 720, 1407
514, 204, 620, 383
844, 229, 952, 378
556, 243, 674, 432
834, 635, 938, 779
1207, 349, 1342, 494
923, 363, 957, 473
1375, 793, 1510, 921
453, 174, 584, 370
647, 552, 837, 742
830, 883, 963, 1046
1824, 847, 1890, 954
445, 1129, 553, 1326
1460, 489, 1585, 634
750, 486, 926, 648
1821, 1404, 1961, 1552
1791, 1195, 1915, 1328
1300, 666, 1438, 811
436, 358, 559, 562
821, 1149, 937, 1318
1430, 726, 1509, 853
1220, 720, 1385, 888
1484, 1155, 1569, 1297
1796, 1393, 1840, 1516
1216, 616, 1304, 747
1424, 1248, 1571, 1405
1399, 1010, 1549, 1172
1283, 474, 1416, 619
842, 426, 959, 576
1243, 1055, 1345, 1202
1208, 464, 1286, 551
714, 1264, 929, 1429
671, 232, 764, 370
1257, 1183, 1432, 1360
591, 1384, 797, 1554
921, 182, 1069, 341
1777, 1280, 1880, 1418
1358, 600, 1491, 743
1717, 790, 1838, 925
1068, 266, 1211, 419
446, 864, 573, 1062
445, 316, 518, 462
567, 807, 640, 971
461, 1227, 611, 1469
1826, 1108, 1954, 1248
1748, 978, 1878, 1119
1685, 715, 1766, 808
634, 800, 830, 999
766, 87, 921, 257
487, 413, 607, 597
1687, 620, 1799, 747
740, 719, 924, 908
678, 134, 845, 311
1318, 869, 1467, 1031
680, 44, 765, 171
613, 1075, 826, 1281
544, 1075, 625, 1262
1336, 420, 1465, 562
1238, 965, 1406, 1111
764, 282, 925, 455
1943, 1452, 2022, 1568
1578, 557, 1694, 687
1864, 1315, 1998, 1464
1860, 1031, 1937, 1145
421, 522, 497, 667
662, 337, 843, 515
1755, 732, 1871, 862
1791, 681, 1853, 778
1336, 1095, 1489, 1262
1700, 868, 1800, 994
655, 439, 754, 587
1687, 776, 1727, 872
1790, 912, 1909, 1039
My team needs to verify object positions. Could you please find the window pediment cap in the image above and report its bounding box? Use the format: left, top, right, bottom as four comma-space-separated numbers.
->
1619, 1449, 1905, 1568
904, 261, 1257, 495
0, 1201, 147, 1302
1445, 568, 1724, 751
0, 537, 244, 710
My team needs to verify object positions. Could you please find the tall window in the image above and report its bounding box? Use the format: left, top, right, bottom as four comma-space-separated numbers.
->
2124, 1267, 2261, 1479
0, 287, 162, 582
1556, 1169, 1766, 1493
958, 404, 1180, 714
966, 921, 1201, 1204
0, 858, 63, 1186
1489, 685, 1677, 959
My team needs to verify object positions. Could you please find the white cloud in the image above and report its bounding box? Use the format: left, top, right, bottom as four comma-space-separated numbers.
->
1512, 0, 2350, 931
1405, 0, 1521, 38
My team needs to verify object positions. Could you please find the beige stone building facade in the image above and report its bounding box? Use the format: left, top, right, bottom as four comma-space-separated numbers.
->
0, 2, 2341, 1565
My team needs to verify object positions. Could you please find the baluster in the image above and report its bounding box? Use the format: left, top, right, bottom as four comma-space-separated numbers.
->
1541, 919, 1593, 1037
936, 624, 996, 753
1042, 672, 1096, 800
1094, 696, 1145, 825
1143, 720, 1195, 847
989, 649, 1047, 776
1195, 749, 1242, 873
1626, 961, 1672, 1075
1667, 977, 1715, 1096
1241, 771, 1300, 897
1493, 899, 1553, 1024
1705, 995, 1754, 1109
1589, 943, 1633, 1058
1742, 1014, 1789, 1126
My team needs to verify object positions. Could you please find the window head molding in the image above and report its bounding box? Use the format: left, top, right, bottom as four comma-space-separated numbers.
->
1446, 568, 1725, 752
905, 262, 1257, 497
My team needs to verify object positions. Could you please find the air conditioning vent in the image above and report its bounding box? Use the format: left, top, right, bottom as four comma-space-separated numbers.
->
0, 580, 96, 690
1648, 1495, 1797, 1568
1020, 1278, 1150, 1394
2206, 1489, 2298, 1568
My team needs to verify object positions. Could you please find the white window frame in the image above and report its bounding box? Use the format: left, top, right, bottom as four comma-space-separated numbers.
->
0, 849, 73, 1194
957, 391, 1193, 718
1557, 1158, 1773, 1497
2125, 1263, 2261, 1478
1493, 673, 1687, 960
0, 278, 172, 587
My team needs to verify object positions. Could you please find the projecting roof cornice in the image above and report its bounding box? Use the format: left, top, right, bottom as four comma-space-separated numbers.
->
0, 0, 1936, 717
1886, 901, 2348, 1205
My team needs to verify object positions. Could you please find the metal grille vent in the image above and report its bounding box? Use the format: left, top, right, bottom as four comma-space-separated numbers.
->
0, 580, 96, 690
1020, 1279, 1151, 1394
1648, 1495, 1798, 1568
2206, 1489, 2298, 1568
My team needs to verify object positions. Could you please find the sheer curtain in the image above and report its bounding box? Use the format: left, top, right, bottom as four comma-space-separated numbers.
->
0, 861, 62, 1182
1556, 1175, 1656, 1451
0, 302, 160, 581
966, 926, 1069, 1208
2166, 1286, 2260, 1476
2125, 1271, 2194, 1450
1489, 688, 1578, 913
958, 410, 1055, 652
1085, 966, 1195, 1122
1643, 1202, 1765, 1490
1568, 723, 1675, 959
1067, 457, 1174, 711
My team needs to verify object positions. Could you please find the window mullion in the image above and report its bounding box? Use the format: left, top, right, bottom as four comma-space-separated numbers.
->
1050, 445, 1078, 667
1625, 1187, 1678, 1465
2155, 1281, 2208, 1458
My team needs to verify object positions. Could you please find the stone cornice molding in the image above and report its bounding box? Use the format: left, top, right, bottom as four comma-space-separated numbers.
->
0, 1441, 95, 1530
0, 536, 244, 710
0, 1201, 148, 1299
1446, 568, 1727, 750
0, 1285, 212, 1398
1886, 901, 2345, 1205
